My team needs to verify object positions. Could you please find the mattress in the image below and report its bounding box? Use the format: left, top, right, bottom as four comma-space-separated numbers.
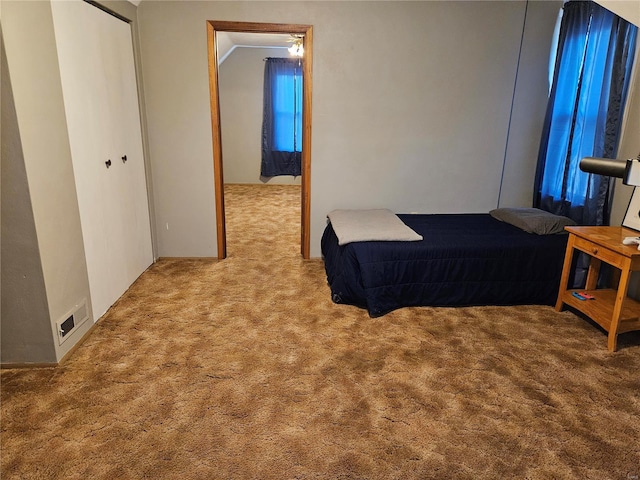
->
321, 213, 569, 317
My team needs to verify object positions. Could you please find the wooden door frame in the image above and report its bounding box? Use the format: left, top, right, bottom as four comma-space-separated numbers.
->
207, 20, 313, 259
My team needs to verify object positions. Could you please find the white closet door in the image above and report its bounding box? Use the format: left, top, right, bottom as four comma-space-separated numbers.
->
52, 0, 153, 320
103, 13, 154, 290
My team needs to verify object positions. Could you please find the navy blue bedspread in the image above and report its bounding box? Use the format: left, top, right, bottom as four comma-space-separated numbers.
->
321, 214, 569, 317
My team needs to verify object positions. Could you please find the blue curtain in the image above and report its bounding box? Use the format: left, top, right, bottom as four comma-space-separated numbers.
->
533, 0, 637, 226
261, 58, 302, 177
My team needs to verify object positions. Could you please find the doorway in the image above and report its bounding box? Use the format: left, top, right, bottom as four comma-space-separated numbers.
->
207, 21, 313, 259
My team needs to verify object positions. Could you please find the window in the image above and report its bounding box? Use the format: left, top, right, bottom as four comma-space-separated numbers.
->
261, 58, 303, 177
535, 1, 637, 226
273, 70, 302, 152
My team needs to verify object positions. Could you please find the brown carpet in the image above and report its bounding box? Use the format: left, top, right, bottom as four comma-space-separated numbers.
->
2, 184, 639, 479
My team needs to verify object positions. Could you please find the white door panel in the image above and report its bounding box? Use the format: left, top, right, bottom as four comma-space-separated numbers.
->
52, 0, 152, 320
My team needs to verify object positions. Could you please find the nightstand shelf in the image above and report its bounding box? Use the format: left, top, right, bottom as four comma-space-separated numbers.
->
561, 289, 640, 333
555, 226, 640, 351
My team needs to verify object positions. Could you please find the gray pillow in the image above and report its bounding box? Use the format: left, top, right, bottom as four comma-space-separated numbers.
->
489, 207, 576, 235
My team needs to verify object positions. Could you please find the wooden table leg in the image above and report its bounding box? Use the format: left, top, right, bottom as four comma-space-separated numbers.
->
585, 257, 601, 291
607, 258, 632, 352
555, 235, 576, 311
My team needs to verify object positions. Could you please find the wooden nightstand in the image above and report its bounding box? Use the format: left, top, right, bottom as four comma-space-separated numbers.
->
555, 226, 640, 351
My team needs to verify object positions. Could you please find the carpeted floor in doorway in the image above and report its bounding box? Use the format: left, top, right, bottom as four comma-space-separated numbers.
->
2, 184, 639, 479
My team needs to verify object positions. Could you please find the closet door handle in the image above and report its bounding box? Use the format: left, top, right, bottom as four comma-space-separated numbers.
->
105, 159, 112, 168
121, 155, 127, 163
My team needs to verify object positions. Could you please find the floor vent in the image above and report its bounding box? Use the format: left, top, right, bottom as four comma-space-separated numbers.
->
56, 299, 89, 346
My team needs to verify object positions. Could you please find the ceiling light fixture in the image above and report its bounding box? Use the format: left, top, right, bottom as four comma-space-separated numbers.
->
288, 37, 304, 57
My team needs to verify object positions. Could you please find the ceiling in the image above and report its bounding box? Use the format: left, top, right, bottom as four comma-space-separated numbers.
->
217, 32, 294, 64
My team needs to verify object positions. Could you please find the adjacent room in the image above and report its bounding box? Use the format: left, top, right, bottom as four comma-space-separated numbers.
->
2, 0, 640, 478
218, 34, 304, 257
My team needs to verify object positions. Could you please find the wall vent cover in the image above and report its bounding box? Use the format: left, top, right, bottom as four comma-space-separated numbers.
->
56, 299, 89, 346
60, 315, 75, 338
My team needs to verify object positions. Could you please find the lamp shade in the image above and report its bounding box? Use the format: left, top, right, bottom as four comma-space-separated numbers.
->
579, 156, 640, 186
624, 158, 640, 186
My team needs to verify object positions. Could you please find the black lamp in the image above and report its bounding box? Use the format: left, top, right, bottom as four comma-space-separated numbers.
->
580, 154, 640, 235
579, 155, 640, 185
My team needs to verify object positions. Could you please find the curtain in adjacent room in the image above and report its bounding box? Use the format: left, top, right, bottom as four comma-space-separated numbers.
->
261, 57, 303, 177
533, 0, 637, 227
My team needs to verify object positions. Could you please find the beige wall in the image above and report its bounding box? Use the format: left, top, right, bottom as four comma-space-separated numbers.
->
1, 34, 56, 363
596, 0, 640, 26
138, 0, 564, 258
219, 46, 301, 185
0, 0, 143, 364
498, 0, 562, 208
610, 54, 640, 228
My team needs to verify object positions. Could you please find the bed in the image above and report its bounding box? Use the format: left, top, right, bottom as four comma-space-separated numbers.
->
321, 209, 573, 317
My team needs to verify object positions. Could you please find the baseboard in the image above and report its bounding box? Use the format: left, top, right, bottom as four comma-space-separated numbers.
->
1, 362, 58, 369
224, 183, 301, 187
157, 257, 218, 261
